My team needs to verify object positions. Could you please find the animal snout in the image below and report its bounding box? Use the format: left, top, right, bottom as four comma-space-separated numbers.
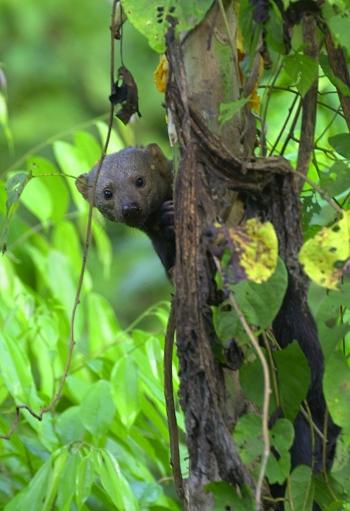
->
122, 202, 141, 222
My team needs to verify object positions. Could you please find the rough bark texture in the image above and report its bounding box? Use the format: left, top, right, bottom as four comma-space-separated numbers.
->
166, 4, 258, 509
165, 2, 333, 510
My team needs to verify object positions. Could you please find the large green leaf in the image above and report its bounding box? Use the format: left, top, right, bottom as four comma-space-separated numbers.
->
80, 380, 116, 436
97, 450, 139, 511
111, 357, 140, 428
284, 54, 318, 97
274, 341, 310, 421
0, 332, 37, 403
328, 133, 350, 159
4, 458, 52, 511
76, 453, 95, 509
324, 351, 350, 431
121, 0, 213, 53
231, 258, 288, 330
285, 465, 314, 511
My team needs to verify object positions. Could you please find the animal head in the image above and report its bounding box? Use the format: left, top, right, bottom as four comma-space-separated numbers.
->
76, 144, 172, 228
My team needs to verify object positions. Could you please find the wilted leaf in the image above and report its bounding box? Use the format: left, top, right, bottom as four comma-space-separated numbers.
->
154, 54, 168, 93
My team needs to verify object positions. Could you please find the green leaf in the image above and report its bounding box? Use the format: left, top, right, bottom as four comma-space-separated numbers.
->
231, 258, 288, 330
131, 481, 162, 506
111, 357, 140, 428
0, 171, 32, 250
4, 458, 52, 511
240, 357, 266, 410
42, 449, 69, 511
285, 465, 314, 511
274, 341, 310, 421
80, 380, 116, 436
327, 14, 350, 56
0, 92, 13, 148
27, 156, 70, 223
284, 54, 318, 97
329, 133, 350, 159
320, 54, 350, 97
213, 307, 240, 342
76, 453, 95, 509
53, 221, 82, 274
96, 121, 125, 154
47, 250, 77, 312
121, 0, 213, 53
267, 419, 294, 484
97, 450, 139, 511
0, 332, 37, 403
74, 131, 101, 167
56, 406, 86, 444
219, 97, 249, 125
324, 351, 350, 431
56, 451, 80, 511
319, 161, 350, 197
233, 413, 263, 466
206, 481, 254, 511
87, 293, 121, 355
307, 281, 350, 360
20, 177, 53, 222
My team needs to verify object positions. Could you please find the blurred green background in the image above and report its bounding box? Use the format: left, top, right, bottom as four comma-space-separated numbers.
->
0, 0, 172, 324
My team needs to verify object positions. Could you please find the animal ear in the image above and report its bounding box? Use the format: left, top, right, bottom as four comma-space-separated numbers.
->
146, 143, 164, 159
146, 144, 171, 178
76, 174, 91, 201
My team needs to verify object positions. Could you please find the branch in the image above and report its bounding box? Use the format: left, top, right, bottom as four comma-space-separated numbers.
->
296, 14, 319, 191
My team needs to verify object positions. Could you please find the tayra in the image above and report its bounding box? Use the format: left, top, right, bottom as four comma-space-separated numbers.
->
76, 144, 175, 275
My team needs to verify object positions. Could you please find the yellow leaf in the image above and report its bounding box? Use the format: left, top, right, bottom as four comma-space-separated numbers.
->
153, 54, 168, 93
299, 212, 350, 289
210, 219, 278, 284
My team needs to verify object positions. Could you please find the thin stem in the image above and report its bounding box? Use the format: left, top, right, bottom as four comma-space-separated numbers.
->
164, 299, 185, 503
228, 292, 271, 511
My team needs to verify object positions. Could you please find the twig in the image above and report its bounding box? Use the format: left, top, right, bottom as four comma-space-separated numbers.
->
280, 101, 302, 156
269, 94, 299, 156
163, 298, 185, 503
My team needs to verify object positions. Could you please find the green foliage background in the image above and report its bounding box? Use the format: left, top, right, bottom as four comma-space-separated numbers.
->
1, 0, 350, 509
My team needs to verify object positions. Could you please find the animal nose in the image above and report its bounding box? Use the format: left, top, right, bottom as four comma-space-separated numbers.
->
122, 202, 141, 221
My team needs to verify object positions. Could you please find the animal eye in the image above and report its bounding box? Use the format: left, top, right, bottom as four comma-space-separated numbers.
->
103, 188, 113, 200
135, 177, 145, 188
